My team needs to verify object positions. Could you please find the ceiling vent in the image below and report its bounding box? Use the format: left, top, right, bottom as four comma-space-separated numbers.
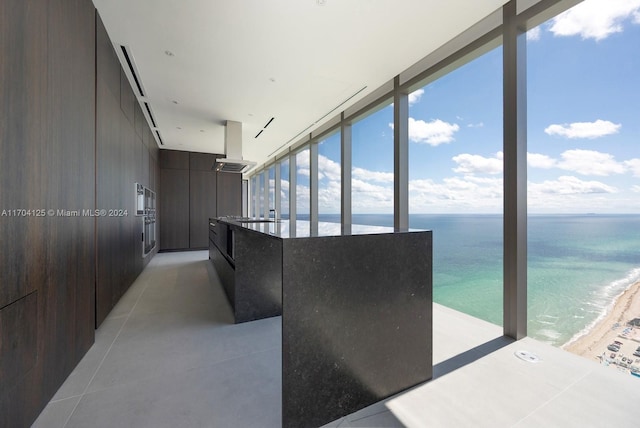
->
214, 121, 256, 173
144, 102, 157, 128
120, 45, 145, 97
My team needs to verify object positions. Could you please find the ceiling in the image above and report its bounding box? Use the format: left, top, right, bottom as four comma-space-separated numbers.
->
93, 0, 507, 169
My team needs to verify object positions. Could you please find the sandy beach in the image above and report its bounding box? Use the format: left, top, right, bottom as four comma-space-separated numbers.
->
563, 280, 640, 371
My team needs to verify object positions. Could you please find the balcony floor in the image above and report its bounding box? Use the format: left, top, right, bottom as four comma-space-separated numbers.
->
33, 251, 640, 428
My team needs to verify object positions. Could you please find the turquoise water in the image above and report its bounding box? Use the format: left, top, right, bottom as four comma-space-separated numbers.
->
316, 213, 640, 347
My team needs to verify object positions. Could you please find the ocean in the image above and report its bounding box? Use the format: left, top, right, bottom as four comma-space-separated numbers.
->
314, 213, 640, 347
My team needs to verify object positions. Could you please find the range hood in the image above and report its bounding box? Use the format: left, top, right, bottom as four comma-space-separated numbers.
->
215, 121, 256, 173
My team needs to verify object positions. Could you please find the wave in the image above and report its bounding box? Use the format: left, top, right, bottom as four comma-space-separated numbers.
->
538, 328, 562, 341
562, 267, 640, 348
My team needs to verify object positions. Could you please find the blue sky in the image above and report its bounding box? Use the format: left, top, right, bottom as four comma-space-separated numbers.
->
283, 0, 640, 215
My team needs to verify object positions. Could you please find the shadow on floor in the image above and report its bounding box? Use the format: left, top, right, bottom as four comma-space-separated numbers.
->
433, 335, 514, 379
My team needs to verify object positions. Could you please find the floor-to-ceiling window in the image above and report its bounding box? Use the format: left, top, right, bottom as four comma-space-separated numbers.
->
267, 165, 275, 217
280, 158, 290, 219
241, 0, 640, 354
351, 102, 394, 227
296, 148, 310, 236
250, 175, 258, 218
257, 171, 265, 218
408, 46, 504, 326
317, 131, 341, 234
526, 1, 640, 354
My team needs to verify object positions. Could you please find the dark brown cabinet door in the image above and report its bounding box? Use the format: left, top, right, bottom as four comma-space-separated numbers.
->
150, 154, 157, 191
160, 169, 190, 250
1, 0, 96, 425
217, 172, 242, 217
159, 149, 189, 170
120, 68, 135, 124
189, 152, 217, 171
158, 151, 240, 250
189, 170, 217, 248
142, 142, 150, 187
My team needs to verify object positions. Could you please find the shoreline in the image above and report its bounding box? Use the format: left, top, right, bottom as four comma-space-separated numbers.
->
563, 280, 640, 368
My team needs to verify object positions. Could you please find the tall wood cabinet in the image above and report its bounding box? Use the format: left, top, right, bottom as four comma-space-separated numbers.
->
1, 0, 96, 425
159, 150, 242, 251
159, 151, 190, 250
189, 153, 218, 249
159, 150, 241, 251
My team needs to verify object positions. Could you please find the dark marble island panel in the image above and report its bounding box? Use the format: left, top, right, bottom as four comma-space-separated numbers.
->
282, 231, 432, 428
209, 218, 282, 323
208, 217, 433, 427
233, 226, 283, 323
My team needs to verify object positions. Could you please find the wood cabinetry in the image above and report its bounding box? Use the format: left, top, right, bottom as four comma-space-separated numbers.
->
1, 3, 161, 425
0, 0, 96, 425
160, 150, 241, 250
160, 149, 189, 170
190, 170, 217, 248
217, 172, 242, 217
95, 14, 159, 326
160, 168, 190, 250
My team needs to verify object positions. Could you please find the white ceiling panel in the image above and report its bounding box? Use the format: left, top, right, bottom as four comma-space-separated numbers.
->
93, 0, 508, 166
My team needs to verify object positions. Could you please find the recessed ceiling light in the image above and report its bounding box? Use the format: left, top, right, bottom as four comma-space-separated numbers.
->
165, 50, 174, 57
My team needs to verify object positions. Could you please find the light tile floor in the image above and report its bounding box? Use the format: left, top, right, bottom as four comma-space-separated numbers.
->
33, 251, 640, 428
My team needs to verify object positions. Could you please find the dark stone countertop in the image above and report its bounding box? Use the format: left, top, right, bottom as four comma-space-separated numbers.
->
211, 217, 423, 239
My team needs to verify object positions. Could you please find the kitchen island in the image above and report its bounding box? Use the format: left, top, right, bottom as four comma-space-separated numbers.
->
208, 217, 433, 428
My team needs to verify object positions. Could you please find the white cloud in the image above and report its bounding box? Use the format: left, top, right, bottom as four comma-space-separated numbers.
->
408, 89, 424, 106
295, 183, 310, 211
318, 180, 341, 212
549, 0, 640, 40
297, 167, 310, 177
352, 167, 394, 183
624, 158, 640, 177
529, 175, 617, 195
557, 149, 626, 176
467, 122, 484, 128
351, 179, 394, 210
409, 176, 503, 212
318, 154, 341, 181
544, 119, 621, 139
632, 185, 640, 193
405, 118, 460, 146
527, 26, 542, 41
452, 152, 503, 175
528, 152, 557, 169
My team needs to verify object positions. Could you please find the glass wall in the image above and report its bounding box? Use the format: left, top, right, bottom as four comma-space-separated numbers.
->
526, 3, 640, 348
408, 47, 504, 326
244, 0, 640, 350
280, 158, 290, 219
296, 148, 310, 236
317, 132, 341, 223
250, 175, 258, 218
257, 171, 265, 218
351, 102, 394, 226
267, 165, 275, 217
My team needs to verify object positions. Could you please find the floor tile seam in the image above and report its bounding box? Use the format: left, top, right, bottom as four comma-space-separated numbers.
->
509, 367, 594, 427
62, 275, 154, 428
104, 313, 129, 322
47, 394, 84, 405
79, 344, 283, 398
346, 407, 391, 423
